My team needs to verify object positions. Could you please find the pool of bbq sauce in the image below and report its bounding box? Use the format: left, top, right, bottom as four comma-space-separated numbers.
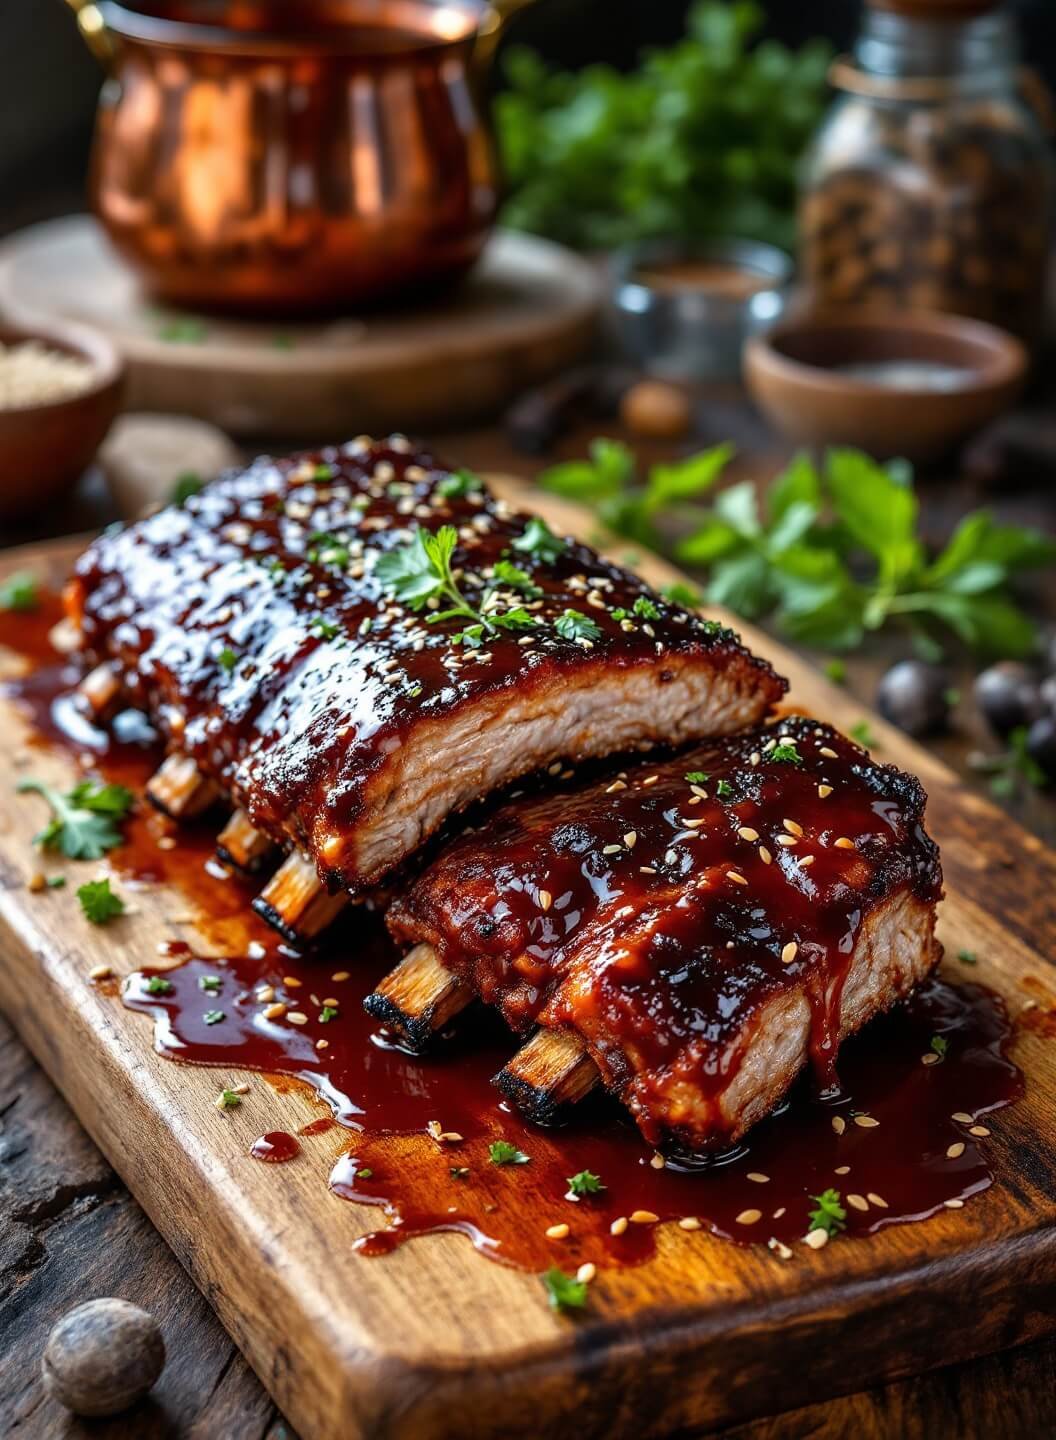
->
0, 597, 1026, 1272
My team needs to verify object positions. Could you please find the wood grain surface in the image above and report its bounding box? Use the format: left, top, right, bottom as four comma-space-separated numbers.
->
0, 490, 1054, 1440
0, 218, 601, 440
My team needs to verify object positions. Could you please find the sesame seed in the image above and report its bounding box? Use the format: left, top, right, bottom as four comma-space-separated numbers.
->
854, 1114, 879, 1129
746, 1172, 770, 1184
263, 1003, 287, 1020
818, 784, 833, 799
846, 1193, 869, 1212
759, 846, 772, 865
610, 1216, 628, 1236
951, 1111, 973, 1124
678, 1217, 701, 1231
944, 1198, 965, 1209
834, 837, 855, 850
772, 1207, 786, 1219
605, 781, 627, 794
624, 831, 638, 849
650, 1154, 666, 1170
316, 1038, 329, 1050
804, 1228, 829, 1249
776, 835, 798, 848
728, 871, 748, 886
538, 889, 553, 912
736, 1209, 762, 1225
545, 1223, 570, 1240
969, 1125, 990, 1137
768, 1238, 793, 1260
284, 976, 303, 988
576, 1263, 596, 1283
783, 819, 804, 837
750, 751, 761, 767
602, 844, 621, 855
89, 964, 112, 980
642, 775, 659, 787
832, 1116, 846, 1135
287, 1011, 308, 1025
866, 1193, 888, 1208
819, 746, 839, 759
639, 866, 657, 875
799, 855, 816, 869
921, 1053, 940, 1066
947, 1142, 966, 1159
781, 941, 798, 965
322, 997, 340, 1008
256, 985, 275, 1003
834, 1165, 850, 1175
157, 836, 177, 851
630, 1209, 659, 1224
738, 826, 760, 842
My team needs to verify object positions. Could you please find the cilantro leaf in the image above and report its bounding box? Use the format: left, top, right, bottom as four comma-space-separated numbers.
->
489, 559, 541, 598
957, 949, 978, 966
685, 771, 709, 784
807, 1188, 846, 1238
930, 1034, 948, 1060
769, 741, 802, 765
76, 878, 125, 925
145, 975, 174, 995
217, 646, 238, 673
632, 596, 661, 620
18, 779, 133, 860
554, 609, 601, 643
437, 468, 483, 500
489, 1140, 530, 1166
375, 527, 452, 611
512, 516, 567, 563
198, 975, 222, 993
0, 571, 40, 612
566, 1169, 605, 1197
849, 720, 876, 749
319, 1005, 339, 1023
715, 779, 733, 798
310, 616, 341, 641
203, 1009, 225, 1026
217, 1089, 242, 1109
542, 1267, 588, 1312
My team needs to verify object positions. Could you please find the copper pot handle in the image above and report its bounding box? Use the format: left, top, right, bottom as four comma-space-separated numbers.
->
474, 0, 537, 88
64, 0, 116, 67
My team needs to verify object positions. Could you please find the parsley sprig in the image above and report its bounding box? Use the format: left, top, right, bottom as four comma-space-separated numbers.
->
540, 441, 1055, 658
76, 878, 125, 925
807, 1188, 847, 1238
489, 1139, 530, 1166
18, 779, 134, 860
542, 1267, 588, 1312
566, 1169, 605, 1197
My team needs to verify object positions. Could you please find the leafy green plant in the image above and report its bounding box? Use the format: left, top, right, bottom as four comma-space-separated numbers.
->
538, 442, 1055, 658
496, 1, 831, 252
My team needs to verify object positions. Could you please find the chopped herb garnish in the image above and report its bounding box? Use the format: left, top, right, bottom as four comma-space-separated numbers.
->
46, 875, 66, 889
490, 559, 541, 598
553, 609, 602, 643
542, 1267, 588, 1312
198, 975, 223, 994
512, 515, 567, 563
145, 975, 174, 995
310, 616, 341, 641
319, 1005, 339, 1023
662, 581, 703, 608
76, 878, 125, 925
217, 647, 238, 673
930, 1034, 948, 1060
450, 1166, 470, 1179
489, 1140, 530, 1166
684, 771, 709, 784
849, 720, 876, 749
170, 472, 203, 505
957, 949, 978, 966
18, 778, 133, 860
157, 315, 207, 344
376, 526, 536, 640
769, 741, 803, 765
0, 571, 40, 612
203, 1009, 225, 1026
715, 779, 734, 798
314, 462, 335, 481
217, 1089, 242, 1110
356, 1167, 373, 1179
807, 1188, 846, 1238
823, 658, 846, 685
632, 595, 661, 620
437, 468, 482, 500
566, 1169, 605, 1197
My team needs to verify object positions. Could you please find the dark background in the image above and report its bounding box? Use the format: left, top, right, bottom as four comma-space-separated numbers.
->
6, 0, 1056, 238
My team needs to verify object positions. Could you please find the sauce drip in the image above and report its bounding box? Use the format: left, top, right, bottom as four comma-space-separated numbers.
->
250, 1131, 301, 1163
0, 599, 1026, 1271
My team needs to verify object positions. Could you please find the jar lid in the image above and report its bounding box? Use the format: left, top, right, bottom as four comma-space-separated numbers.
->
867, 0, 1000, 15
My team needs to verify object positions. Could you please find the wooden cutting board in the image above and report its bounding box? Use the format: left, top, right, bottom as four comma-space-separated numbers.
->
0, 487, 1054, 1440
0, 219, 601, 439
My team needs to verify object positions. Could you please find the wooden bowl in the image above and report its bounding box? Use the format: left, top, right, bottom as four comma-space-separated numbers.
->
744, 310, 1027, 463
0, 318, 124, 520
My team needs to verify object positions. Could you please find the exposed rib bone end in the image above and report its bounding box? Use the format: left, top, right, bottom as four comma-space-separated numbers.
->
252, 850, 347, 944
78, 662, 121, 719
494, 1028, 600, 1126
146, 753, 219, 820
216, 808, 275, 874
363, 943, 470, 1050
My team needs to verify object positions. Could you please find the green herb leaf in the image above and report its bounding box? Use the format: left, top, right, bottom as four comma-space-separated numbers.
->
489, 1140, 530, 1166
217, 647, 238, 673
823, 658, 846, 685
437, 468, 483, 500
145, 975, 174, 995
203, 1009, 225, 1026
18, 779, 133, 860
319, 1005, 339, 1023
198, 975, 222, 994
769, 741, 803, 765
0, 571, 40, 612
554, 609, 602, 643
310, 617, 341, 641
170, 472, 203, 505
217, 1089, 242, 1109
849, 720, 876, 749
76, 878, 125, 925
930, 1034, 948, 1059
46, 875, 66, 889
512, 516, 568, 563
157, 315, 206, 344
807, 1188, 847, 1238
490, 559, 541, 598
684, 771, 709, 784
566, 1169, 605, 1197
715, 778, 734, 798
957, 949, 978, 966
542, 1267, 588, 1312
632, 596, 661, 621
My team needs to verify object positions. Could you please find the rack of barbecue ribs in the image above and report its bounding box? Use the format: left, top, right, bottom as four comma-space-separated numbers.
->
65, 437, 784, 944
377, 717, 943, 1152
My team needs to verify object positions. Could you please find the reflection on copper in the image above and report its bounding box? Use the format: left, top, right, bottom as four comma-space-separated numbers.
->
79, 1, 519, 313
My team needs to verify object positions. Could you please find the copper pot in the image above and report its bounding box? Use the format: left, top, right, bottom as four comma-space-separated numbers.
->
67, 0, 533, 314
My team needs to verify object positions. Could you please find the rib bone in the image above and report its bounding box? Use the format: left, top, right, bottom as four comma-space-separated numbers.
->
252, 851, 347, 945
146, 753, 219, 820
78, 662, 121, 718
495, 1029, 600, 1125
363, 942, 471, 1049
216, 808, 276, 874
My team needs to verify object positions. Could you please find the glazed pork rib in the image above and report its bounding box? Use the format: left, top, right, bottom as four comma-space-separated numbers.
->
381, 717, 943, 1152
67, 438, 784, 911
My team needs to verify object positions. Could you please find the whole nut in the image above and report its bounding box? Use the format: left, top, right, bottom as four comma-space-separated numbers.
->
42, 1298, 165, 1417
620, 380, 692, 440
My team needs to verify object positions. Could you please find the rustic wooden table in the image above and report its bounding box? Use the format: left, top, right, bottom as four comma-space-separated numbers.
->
2, 386, 1055, 1439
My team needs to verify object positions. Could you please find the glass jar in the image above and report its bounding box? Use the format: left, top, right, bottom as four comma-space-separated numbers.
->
799, 2, 1052, 344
